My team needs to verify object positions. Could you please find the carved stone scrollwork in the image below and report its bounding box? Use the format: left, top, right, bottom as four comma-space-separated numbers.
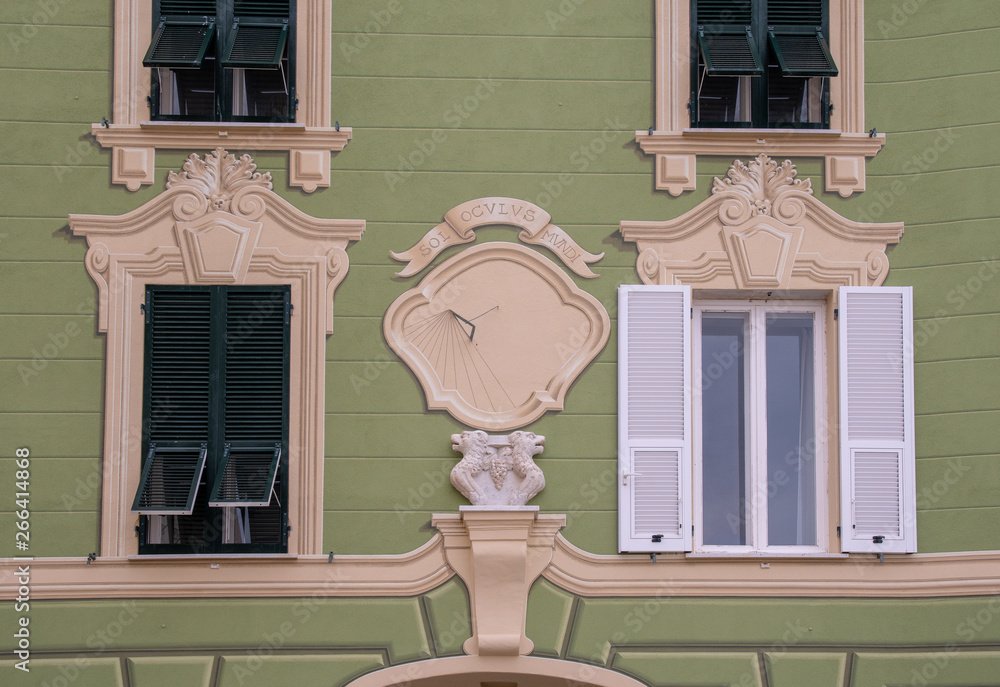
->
450, 431, 546, 507
167, 148, 273, 221
620, 154, 906, 290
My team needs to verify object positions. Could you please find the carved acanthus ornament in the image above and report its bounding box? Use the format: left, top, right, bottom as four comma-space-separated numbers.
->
620, 154, 904, 291
166, 147, 273, 218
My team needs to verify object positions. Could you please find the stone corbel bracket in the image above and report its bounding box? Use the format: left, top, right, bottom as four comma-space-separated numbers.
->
620, 154, 904, 290
433, 509, 566, 657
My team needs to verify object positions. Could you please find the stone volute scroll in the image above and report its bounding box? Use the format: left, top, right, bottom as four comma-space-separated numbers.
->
620, 154, 905, 290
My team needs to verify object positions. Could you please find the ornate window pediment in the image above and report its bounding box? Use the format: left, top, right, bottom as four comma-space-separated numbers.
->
620, 154, 903, 290
70, 148, 364, 556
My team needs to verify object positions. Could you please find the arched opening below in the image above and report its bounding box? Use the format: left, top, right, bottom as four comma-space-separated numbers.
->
345, 655, 646, 687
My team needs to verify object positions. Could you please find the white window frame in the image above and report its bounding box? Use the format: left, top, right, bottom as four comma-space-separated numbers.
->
692, 299, 828, 555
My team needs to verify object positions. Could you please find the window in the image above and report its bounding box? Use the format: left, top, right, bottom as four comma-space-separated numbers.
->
692, 0, 836, 128
145, 0, 294, 121
95, 0, 344, 192
693, 301, 825, 552
617, 285, 916, 555
639, 0, 881, 196
133, 286, 290, 554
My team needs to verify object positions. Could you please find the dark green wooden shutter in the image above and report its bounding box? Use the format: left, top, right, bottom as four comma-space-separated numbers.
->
767, 0, 823, 27
160, 0, 216, 14
144, 18, 215, 68
132, 444, 208, 514
221, 19, 288, 69
233, 0, 291, 18
766, 0, 837, 77
135, 288, 213, 515
209, 443, 281, 507
697, 0, 752, 25
222, 289, 289, 444
698, 29, 763, 76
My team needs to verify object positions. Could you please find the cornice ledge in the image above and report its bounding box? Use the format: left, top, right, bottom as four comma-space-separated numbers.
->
542, 535, 1000, 599
619, 203, 721, 242
636, 130, 886, 158
803, 200, 904, 243
0, 535, 454, 600
92, 123, 353, 152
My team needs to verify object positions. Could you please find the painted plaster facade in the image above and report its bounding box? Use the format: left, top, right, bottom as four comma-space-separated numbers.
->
1, 1, 1000, 686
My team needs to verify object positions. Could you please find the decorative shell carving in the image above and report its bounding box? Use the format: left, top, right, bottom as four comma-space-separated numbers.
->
166, 147, 273, 220
712, 153, 811, 226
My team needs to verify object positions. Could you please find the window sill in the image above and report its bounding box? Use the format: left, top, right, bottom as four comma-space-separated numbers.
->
635, 128, 886, 197
685, 552, 849, 559
92, 122, 353, 192
126, 554, 300, 561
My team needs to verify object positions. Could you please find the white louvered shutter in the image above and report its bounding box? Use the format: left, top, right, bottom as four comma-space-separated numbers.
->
839, 286, 916, 553
618, 285, 692, 552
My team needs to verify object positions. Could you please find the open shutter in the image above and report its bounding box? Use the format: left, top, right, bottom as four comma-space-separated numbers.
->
143, 17, 215, 68
839, 286, 916, 553
767, 0, 837, 77
221, 19, 288, 69
618, 285, 692, 552
695, 1, 762, 77
134, 288, 213, 515
209, 443, 281, 507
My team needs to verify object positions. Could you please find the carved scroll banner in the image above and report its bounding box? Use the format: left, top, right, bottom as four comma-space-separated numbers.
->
390, 197, 604, 278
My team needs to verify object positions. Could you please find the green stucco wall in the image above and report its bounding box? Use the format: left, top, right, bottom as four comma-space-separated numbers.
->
1, 0, 999, 684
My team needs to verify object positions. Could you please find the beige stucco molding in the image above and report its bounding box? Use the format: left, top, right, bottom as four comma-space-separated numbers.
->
620, 154, 904, 290
645, 0, 881, 196
98, 0, 345, 192
345, 655, 647, 687
544, 535, 1000, 598
384, 242, 611, 431
433, 510, 566, 656
0, 537, 450, 600
390, 197, 605, 279
69, 149, 364, 558
5, 526, 1000, 600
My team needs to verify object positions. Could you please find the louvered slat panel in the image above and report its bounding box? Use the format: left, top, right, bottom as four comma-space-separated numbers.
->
209, 444, 280, 506
700, 31, 764, 76
633, 449, 681, 535
160, 0, 216, 15
148, 290, 212, 441
144, 20, 215, 68
696, 0, 752, 25
222, 22, 287, 68
132, 444, 208, 514
626, 290, 686, 440
767, 0, 823, 27
769, 32, 837, 77
224, 290, 288, 443
844, 291, 905, 443
234, 0, 291, 18
853, 451, 902, 536
839, 286, 915, 554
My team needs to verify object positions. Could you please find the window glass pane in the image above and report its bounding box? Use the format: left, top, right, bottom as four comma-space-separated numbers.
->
158, 59, 216, 117
701, 313, 747, 545
765, 313, 817, 546
767, 69, 823, 125
232, 65, 289, 119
